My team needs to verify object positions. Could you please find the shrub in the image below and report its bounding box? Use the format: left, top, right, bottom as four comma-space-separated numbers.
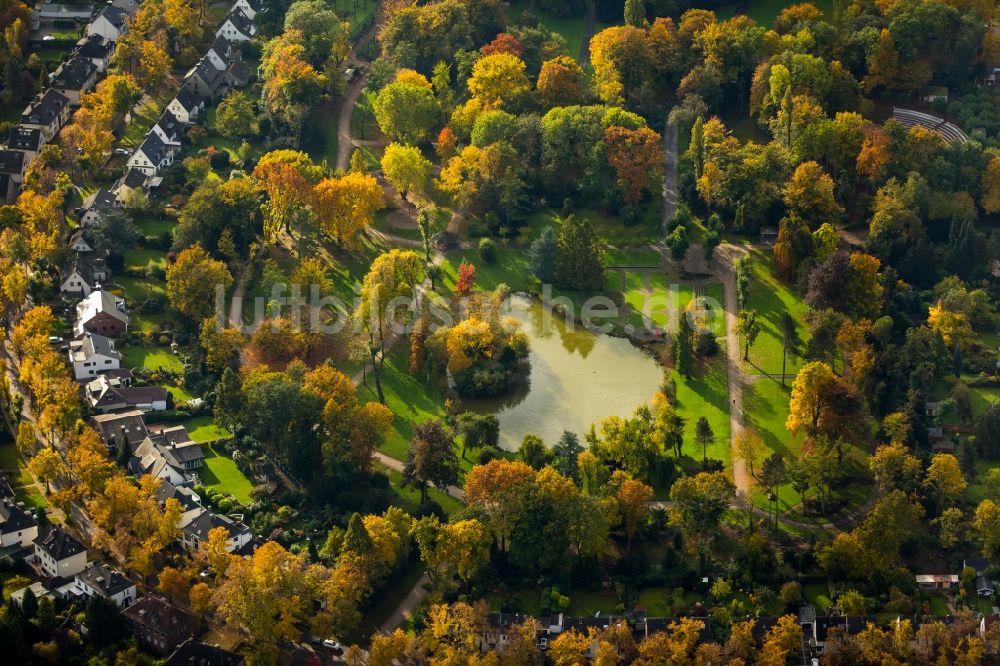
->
209, 150, 231, 171
478, 238, 497, 263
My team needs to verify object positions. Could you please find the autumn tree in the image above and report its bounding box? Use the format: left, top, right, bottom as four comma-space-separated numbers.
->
536, 55, 588, 108
251, 149, 323, 242
381, 143, 432, 201
468, 53, 530, 110
373, 82, 440, 145
613, 472, 652, 550
166, 244, 233, 320
783, 160, 843, 228
412, 515, 491, 591
313, 172, 384, 248
925, 453, 966, 508
668, 471, 735, 553
603, 125, 663, 205
215, 90, 258, 141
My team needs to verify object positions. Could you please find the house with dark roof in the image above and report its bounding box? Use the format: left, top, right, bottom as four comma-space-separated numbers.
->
73, 561, 136, 607
34, 525, 88, 579
68, 332, 121, 380
965, 557, 996, 598
179, 507, 252, 553
0, 496, 38, 549
0, 150, 25, 203
127, 130, 176, 176
154, 480, 202, 512
113, 168, 151, 203
8, 125, 43, 160
80, 187, 120, 226
216, 7, 257, 43
92, 409, 148, 453
183, 56, 228, 101
151, 109, 183, 146
166, 640, 245, 666
50, 55, 98, 106
130, 427, 204, 486
166, 86, 205, 124
110, 0, 141, 16
86, 374, 168, 413
22, 89, 71, 142
74, 33, 114, 73
234, 0, 261, 20
87, 5, 128, 42
61, 250, 110, 297
122, 595, 199, 655
75, 289, 128, 337
69, 228, 94, 253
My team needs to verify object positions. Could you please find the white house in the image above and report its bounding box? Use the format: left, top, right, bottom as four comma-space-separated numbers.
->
69, 230, 93, 253
0, 496, 38, 549
179, 508, 252, 553
8, 125, 44, 162
74, 33, 114, 72
60, 252, 109, 297
86, 375, 168, 413
21, 89, 71, 143
216, 8, 256, 43
49, 55, 98, 106
73, 562, 136, 608
79, 187, 119, 226
34, 525, 88, 579
127, 131, 175, 176
74, 289, 129, 337
150, 109, 182, 146
87, 5, 128, 42
129, 429, 204, 487
166, 87, 204, 124
234, 0, 261, 20
68, 333, 121, 380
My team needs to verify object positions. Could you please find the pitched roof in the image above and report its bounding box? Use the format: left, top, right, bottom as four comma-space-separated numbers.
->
0, 496, 37, 535
154, 481, 202, 511
8, 126, 42, 152
165, 640, 245, 666
76, 289, 128, 325
92, 410, 148, 447
82, 187, 118, 212
75, 33, 113, 60
171, 86, 203, 113
51, 56, 97, 91
89, 378, 168, 410
70, 332, 119, 363
226, 59, 250, 86
94, 4, 127, 27
22, 89, 69, 126
34, 525, 86, 561
187, 57, 225, 91
122, 595, 198, 641
136, 130, 172, 164
0, 150, 25, 176
121, 168, 148, 189
62, 251, 107, 286
207, 35, 233, 62
77, 561, 133, 597
181, 507, 250, 544
224, 8, 255, 37
154, 109, 182, 140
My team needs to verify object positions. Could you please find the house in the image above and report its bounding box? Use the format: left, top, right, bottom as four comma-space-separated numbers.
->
915, 574, 959, 590
69, 229, 94, 253
179, 507, 252, 553
182, 57, 228, 101
92, 409, 148, 453
759, 226, 779, 246
206, 35, 235, 69
50, 55, 99, 106
21, 89, 71, 142
233, 0, 261, 20
965, 557, 996, 598
34, 525, 88, 579
150, 109, 183, 146
86, 374, 168, 413
74, 33, 114, 73
926, 401, 942, 418
113, 168, 151, 204
122, 595, 199, 655
80, 187, 120, 226
68, 332, 121, 380
127, 131, 176, 176
0, 496, 38, 549
87, 5, 128, 42
60, 251, 110, 297
166, 87, 205, 124
33, 3, 93, 23
73, 561, 136, 608
166, 640, 245, 666
130, 429, 204, 486
216, 8, 257, 43
0, 150, 26, 203
154, 480, 202, 511
8, 125, 44, 160
10, 581, 55, 607
75, 289, 128, 337
110, 0, 141, 16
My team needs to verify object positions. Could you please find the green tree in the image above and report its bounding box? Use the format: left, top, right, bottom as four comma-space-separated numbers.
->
373, 83, 441, 145
551, 431, 583, 481
694, 416, 714, 465
528, 226, 558, 284
518, 434, 551, 470
381, 143, 432, 201
215, 90, 257, 141
737, 309, 760, 362
675, 310, 694, 377
403, 420, 460, 503
340, 512, 374, 561
624, 0, 645, 27
554, 215, 605, 291
457, 413, 499, 458
668, 471, 735, 554
758, 453, 787, 530
779, 312, 801, 385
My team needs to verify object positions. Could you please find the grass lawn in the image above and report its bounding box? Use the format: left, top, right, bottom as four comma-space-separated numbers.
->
671, 354, 733, 472
334, 0, 378, 38
0, 443, 47, 509
743, 376, 793, 462
122, 345, 184, 372
510, 0, 587, 60
803, 583, 832, 611
168, 385, 195, 404
199, 443, 254, 504
305, 99, 340, 168
130, 312, 170, 335
439, 249, 534, 293
181, 416, 232, 443
965, 459, 999, 504
113, 276, 165, 303
606, 248, 661, 267
134, 216, 175, 237
927, 595, 951, 616
123, 247, 167, 272
741, 249, 810, 375
518, 206, 663, 247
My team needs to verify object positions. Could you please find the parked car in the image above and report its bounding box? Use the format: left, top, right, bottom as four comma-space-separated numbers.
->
114, 148, 130, 156
321, 639, 343, 654
48, 336, 64, 346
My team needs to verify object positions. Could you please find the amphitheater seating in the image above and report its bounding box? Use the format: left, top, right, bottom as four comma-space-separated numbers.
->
891, 107, 969, 144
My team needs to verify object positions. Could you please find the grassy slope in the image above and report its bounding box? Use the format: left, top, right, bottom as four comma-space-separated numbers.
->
741, 250, 809, 375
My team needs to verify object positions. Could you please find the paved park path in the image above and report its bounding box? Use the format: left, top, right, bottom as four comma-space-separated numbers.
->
335, 21, 380, 171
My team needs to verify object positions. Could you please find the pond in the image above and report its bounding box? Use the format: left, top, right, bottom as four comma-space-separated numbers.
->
464, 295, 664, 451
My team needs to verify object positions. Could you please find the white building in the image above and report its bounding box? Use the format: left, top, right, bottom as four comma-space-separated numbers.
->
166, 87, 205, 124
216, 8, 257, 43
68, 333, 121, 380
0, 496, 38, 549
87, 5, 128, 42
34, 525, 88, 579
126, 131, 176, 176
73, 562, 136, 607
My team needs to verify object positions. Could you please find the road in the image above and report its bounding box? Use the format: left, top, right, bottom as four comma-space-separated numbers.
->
378, 572, 431, 634
335, 21, 380, 171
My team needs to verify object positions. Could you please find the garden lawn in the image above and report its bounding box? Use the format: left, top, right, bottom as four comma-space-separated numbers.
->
671, 355, 732, 471
606, 248, 661, 267
510, 0, 587, 60
114, 276, 165, 303
0, 443, 47, 509
199, 443, 253, 504
134, 216, 175, 237
305, 99, 340, 167
803, 583, 832, 611
518, 206, 663, 247
439, 250, 534, 293
181, 416, 232, 443
122, 346, 184, 372
965, 459, 999, 504
130, 313, 170, 335
741, 250, 809, 375
334, 0, 378, 38
928, 596, 950, 616
123, 248, 167, 272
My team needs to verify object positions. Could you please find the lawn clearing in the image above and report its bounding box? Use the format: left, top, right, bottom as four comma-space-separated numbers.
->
741, 249, 810, 375
199, 443, 254, 504
803, 582, 832, 611
439, 249, 534, 293
305, 99, 340, 167
134, 216, 175, 237
671, 355, 733, 471
376, 463, 464, 516
518, 206, 663, 247
122, 345, 184, 372
181, 416, 232, 443
113, 276, 165, 303
123, 248, 167, 272
0, 443, 47, 509
510, 0, 588, 60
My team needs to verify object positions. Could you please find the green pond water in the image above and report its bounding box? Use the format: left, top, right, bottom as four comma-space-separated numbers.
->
465, 295, 663, 451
